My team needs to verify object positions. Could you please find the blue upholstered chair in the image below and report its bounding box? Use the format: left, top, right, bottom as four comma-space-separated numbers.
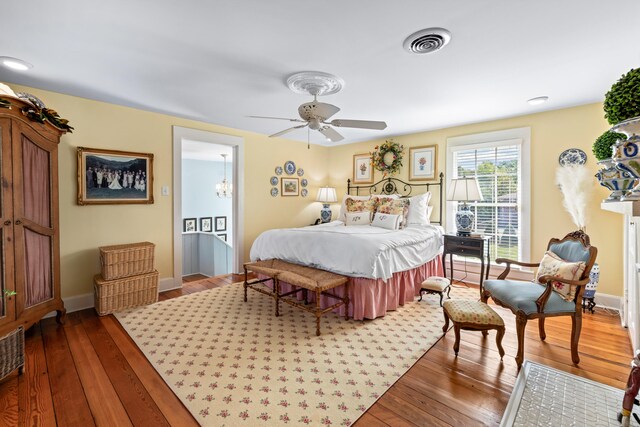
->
482, 231, 597, 369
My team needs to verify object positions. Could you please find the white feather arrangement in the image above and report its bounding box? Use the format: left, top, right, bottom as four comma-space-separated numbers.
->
555, 164, 593, 229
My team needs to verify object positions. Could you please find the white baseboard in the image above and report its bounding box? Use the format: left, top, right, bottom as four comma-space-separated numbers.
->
593, 292, 621, 312
159, 277, 181, 292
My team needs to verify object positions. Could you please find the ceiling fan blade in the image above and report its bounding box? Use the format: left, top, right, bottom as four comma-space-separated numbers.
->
328, 119, 387, 130
269, 124, 308, 138
248, 115, 305, 122
318, 126, 344, 142
314, 103, 340, 120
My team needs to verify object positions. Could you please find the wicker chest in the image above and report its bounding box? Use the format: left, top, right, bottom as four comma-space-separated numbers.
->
95, 242, 158, 315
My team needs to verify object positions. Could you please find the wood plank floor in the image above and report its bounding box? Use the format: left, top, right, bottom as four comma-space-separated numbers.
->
0, 276, 632, 426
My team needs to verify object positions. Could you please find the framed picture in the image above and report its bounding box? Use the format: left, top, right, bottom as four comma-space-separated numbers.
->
217, 233, 227, 242
215, 216, 227, 232
409, 145, 438, 181
77, 147, 154, 205
353, 153, 373, 184
281, 177, 299, 196
183, 218, 197, 232
200, 217, 212, 232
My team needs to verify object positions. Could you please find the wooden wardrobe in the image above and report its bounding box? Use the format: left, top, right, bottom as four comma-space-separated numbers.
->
0, 95, 66, 337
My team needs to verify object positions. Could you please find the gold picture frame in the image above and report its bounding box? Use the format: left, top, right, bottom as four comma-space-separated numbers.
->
409, 144, 438, 181
77, 147, 154, 205
281, 177, 299, 196
353, 153, 374, 184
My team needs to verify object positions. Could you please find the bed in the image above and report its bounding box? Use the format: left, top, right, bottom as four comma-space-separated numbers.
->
249, 174, 445, 320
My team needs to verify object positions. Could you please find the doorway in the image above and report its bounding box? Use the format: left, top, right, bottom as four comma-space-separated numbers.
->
172, 126, 244, 288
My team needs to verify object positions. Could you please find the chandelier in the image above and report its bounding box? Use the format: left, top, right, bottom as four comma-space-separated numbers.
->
216, 153, 232, 198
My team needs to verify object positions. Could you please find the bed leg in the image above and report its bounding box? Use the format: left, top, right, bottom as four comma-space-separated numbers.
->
344, 286, 350, 321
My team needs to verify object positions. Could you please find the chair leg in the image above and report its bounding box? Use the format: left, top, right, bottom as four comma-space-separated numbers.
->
442, 310, 450, 333
418, 290, 423, 302
496, 326, 505, 360
453, 324, 461, 356
538, 317, 546, 341
571, 313, 582, 364
515, 312, 527, 370
481, 290, 489, 304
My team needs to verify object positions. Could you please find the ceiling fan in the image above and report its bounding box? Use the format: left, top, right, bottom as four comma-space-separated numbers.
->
249, 71, 387, 144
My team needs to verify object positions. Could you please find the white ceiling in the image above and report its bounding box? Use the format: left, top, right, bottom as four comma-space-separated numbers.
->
1, 1, 639, 145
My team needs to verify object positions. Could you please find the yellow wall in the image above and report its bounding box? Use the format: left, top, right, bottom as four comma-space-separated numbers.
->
10, 85, 329, 298
328, 103, 623, 296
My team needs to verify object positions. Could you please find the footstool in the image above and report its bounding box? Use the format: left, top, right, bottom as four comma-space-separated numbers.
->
442, 299, 505, 359
419, 276, 451, 306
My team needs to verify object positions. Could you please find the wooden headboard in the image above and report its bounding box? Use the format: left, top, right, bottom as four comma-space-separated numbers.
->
346, 172, 445, 225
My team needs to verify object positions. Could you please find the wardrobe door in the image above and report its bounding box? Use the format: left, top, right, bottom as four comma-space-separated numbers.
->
12, 121, 59, 316
0, 119, 14, 324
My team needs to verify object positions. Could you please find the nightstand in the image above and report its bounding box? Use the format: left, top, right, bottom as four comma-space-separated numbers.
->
442, 234, 491, 298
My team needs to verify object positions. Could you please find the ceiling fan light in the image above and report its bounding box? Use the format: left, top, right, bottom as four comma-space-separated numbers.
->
0, 56, 33, 71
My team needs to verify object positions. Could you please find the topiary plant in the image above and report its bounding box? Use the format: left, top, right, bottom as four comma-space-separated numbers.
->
593, 130, 626, 161
604, 68, 640, 125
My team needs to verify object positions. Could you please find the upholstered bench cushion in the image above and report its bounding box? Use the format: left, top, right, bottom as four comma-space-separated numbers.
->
443, 299, 504, 326
421, 276, 450, 292
484, 279, 576, 315
245, 259, 347, 291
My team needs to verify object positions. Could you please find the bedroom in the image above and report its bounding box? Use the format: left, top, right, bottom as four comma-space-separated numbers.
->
0, 0, 639, 425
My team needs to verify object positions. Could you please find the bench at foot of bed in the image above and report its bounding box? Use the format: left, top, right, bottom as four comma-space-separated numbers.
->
243, 259, 349, 336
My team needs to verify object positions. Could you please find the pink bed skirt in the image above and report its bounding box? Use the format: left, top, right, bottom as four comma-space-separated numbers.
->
265, 255, 444, 320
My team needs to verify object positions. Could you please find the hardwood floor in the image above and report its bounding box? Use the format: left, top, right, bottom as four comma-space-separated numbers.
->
0, 277, 632, 426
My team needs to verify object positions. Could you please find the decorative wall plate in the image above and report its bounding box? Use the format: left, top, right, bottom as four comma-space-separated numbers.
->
297, 168, 304, 176
270, 187, 279, 197
558, 148, 587, 166
270, 176, 278, 186
275, 166, 283, 175
301, 178, 308, 187
284, 161, 296, 175
301, 188, 308, 197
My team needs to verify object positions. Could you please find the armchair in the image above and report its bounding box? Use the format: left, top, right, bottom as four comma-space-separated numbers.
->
482, 230, 597, 369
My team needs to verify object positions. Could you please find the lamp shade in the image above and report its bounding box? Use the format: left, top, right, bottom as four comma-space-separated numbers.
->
447, 177, 483, 202
316, 187, 338, 203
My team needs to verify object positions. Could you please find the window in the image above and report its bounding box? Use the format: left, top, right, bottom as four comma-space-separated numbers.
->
446, 128, 530, 263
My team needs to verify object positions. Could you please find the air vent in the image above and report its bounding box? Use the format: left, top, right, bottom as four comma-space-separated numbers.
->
403, 28, 451, 54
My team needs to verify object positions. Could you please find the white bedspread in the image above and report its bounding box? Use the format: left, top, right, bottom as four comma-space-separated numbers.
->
249, 221, 443, 280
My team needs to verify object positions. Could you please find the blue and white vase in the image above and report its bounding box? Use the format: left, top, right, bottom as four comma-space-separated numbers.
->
612, 116, 640, 200
584, 263, 599, 299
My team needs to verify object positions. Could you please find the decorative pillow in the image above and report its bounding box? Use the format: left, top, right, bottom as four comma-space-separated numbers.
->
344, 211, 371, 225
536, 251, 586, 301
371, 213, 401, 230
404, 192, 432, 225
345, 197, 377, 217
338, 194, 371, 222
376, 198, 410, 228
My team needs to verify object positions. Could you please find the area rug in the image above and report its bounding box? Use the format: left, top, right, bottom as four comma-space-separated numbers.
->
115, 282, 476, 426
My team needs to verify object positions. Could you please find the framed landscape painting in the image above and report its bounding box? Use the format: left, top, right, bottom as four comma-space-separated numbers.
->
409, 145, 437, 181
353, 153, 373, 184
77, 147, 154, 205
281, 178, 299, 196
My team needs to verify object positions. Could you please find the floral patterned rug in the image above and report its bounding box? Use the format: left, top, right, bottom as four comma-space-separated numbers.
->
114, 282, 476, 426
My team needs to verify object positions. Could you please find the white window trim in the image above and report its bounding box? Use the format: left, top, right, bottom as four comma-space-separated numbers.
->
446, 127, 531, 264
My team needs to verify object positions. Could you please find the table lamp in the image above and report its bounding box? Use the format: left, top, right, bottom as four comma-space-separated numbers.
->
316, 187, 337, 223
447, 177, 483, 236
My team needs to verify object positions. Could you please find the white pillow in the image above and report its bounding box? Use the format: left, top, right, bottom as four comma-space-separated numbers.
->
405, 192, 432, 225
338, 194, 371, 222
427, 205, 434, 222
344, 211, 371, 225
371, 213, 401, 230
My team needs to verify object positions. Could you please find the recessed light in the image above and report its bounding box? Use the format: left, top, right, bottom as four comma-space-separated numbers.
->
527, 96, 549, 106
0, 57, 33, 72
